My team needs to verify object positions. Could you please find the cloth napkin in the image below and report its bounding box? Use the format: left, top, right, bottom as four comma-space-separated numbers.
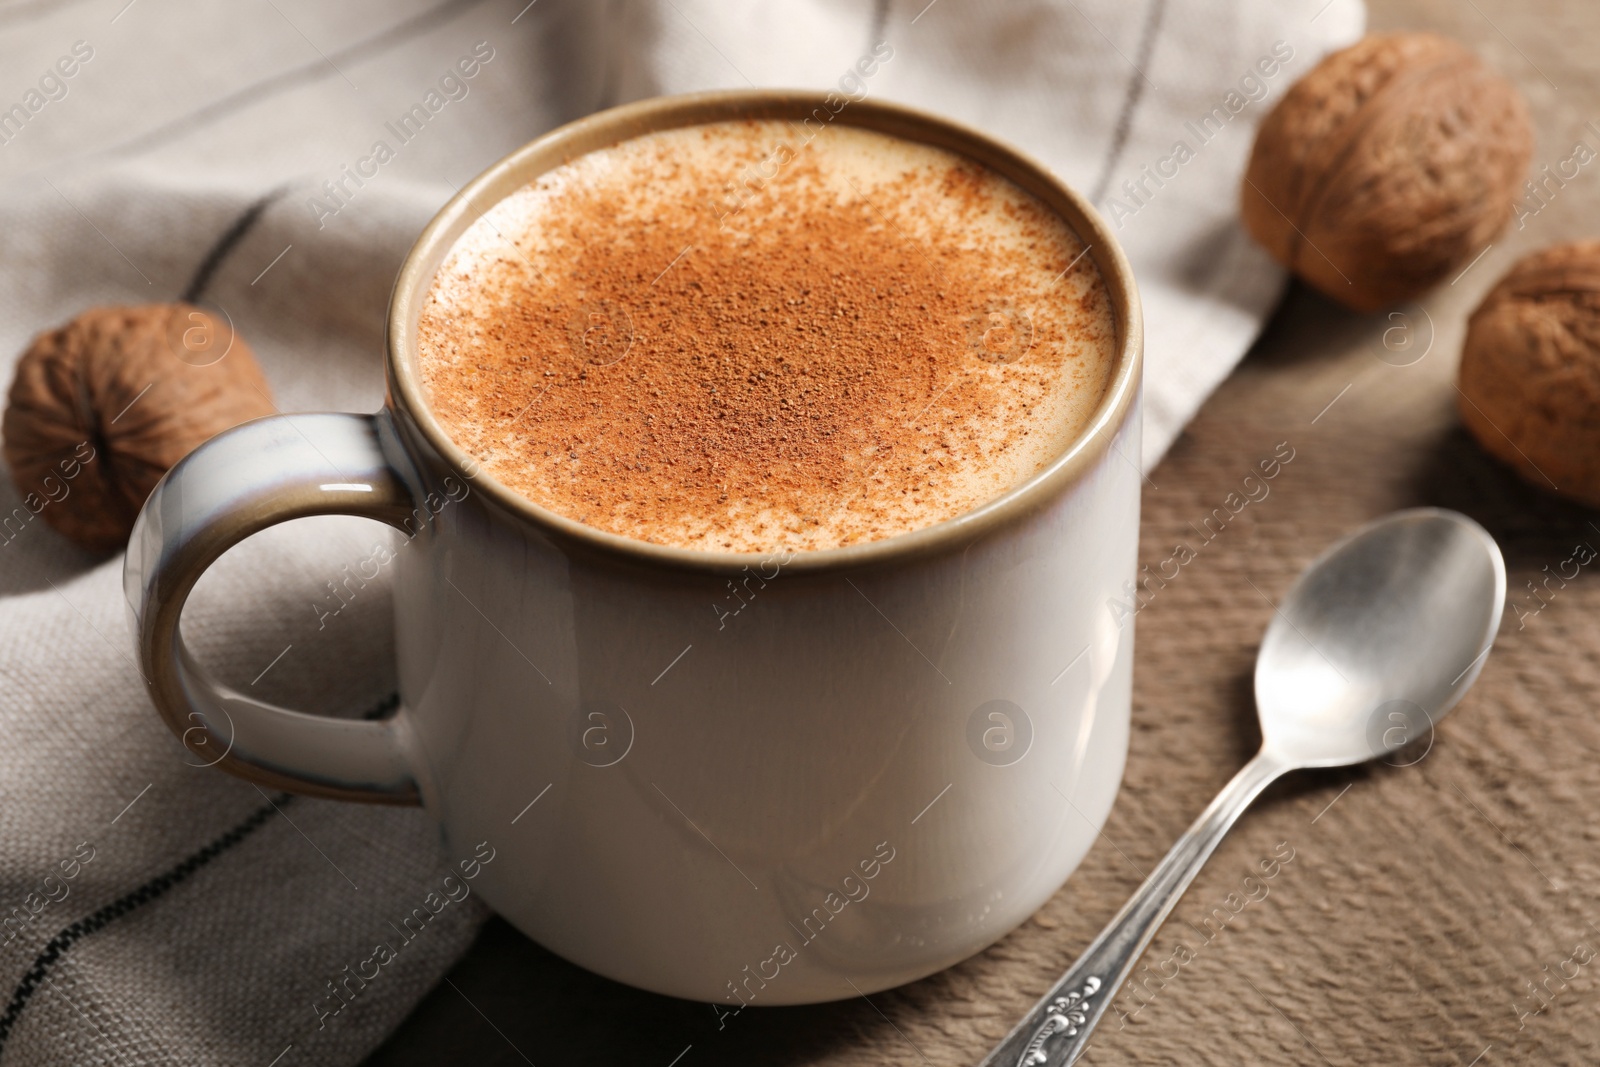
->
0, 1, 1363, 1063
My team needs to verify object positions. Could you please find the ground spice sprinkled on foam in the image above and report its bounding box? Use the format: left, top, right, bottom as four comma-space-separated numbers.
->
417, 120, 1115, 553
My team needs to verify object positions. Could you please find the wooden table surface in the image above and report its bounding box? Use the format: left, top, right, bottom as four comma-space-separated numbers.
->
366, 0, 1600, 1062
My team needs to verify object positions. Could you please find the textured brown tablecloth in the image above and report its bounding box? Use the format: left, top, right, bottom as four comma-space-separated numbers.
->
367, 1, 1600, 1063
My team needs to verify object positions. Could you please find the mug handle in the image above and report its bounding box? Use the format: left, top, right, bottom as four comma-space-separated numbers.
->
125, 411, 425, 805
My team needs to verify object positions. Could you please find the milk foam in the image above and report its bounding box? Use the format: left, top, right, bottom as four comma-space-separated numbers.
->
417, 120, 1117, 553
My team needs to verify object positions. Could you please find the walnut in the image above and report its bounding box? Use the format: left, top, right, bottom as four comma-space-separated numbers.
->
1458, 242, 1600, 507
1241, 32, 1532, 312
3, 304, 275, 551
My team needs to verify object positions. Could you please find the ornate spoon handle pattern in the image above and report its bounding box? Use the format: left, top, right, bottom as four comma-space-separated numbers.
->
981, 751, 1289, 1067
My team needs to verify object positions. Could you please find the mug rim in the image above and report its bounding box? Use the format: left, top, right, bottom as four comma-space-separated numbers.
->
387, 89, 1143, 575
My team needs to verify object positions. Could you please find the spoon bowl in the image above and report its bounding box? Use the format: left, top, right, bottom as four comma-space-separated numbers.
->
1254, 508, 1507, 768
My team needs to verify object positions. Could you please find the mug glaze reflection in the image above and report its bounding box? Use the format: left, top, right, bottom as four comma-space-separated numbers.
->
125, 90, 1143, 1004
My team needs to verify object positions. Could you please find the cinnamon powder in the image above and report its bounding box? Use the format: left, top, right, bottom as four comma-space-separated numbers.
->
417, 120, 1114, 552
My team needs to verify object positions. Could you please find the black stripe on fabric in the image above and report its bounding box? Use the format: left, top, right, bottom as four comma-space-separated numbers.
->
87, 0, 491, 164
1088, 0, 1167, 206
363, 692, 401, 720
0, 793, 292, 1058
180, 185, 290, 304
869, 0, 890, 48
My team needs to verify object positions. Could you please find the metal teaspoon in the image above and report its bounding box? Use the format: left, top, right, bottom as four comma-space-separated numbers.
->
980, 508, 1507, 1067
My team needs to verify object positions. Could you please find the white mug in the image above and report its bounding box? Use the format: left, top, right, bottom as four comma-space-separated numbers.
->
126, 90, 1143, 1005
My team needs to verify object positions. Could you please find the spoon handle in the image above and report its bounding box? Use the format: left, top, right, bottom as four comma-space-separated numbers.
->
979, 749, 1292, 1067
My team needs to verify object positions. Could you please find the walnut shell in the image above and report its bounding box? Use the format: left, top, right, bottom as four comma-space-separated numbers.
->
1242, 32, 1532, 312
1458, 241, 1600, 507
3, 304, 275, 552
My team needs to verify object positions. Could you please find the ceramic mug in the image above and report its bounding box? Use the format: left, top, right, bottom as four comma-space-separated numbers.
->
126, 90, 1143, 1005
